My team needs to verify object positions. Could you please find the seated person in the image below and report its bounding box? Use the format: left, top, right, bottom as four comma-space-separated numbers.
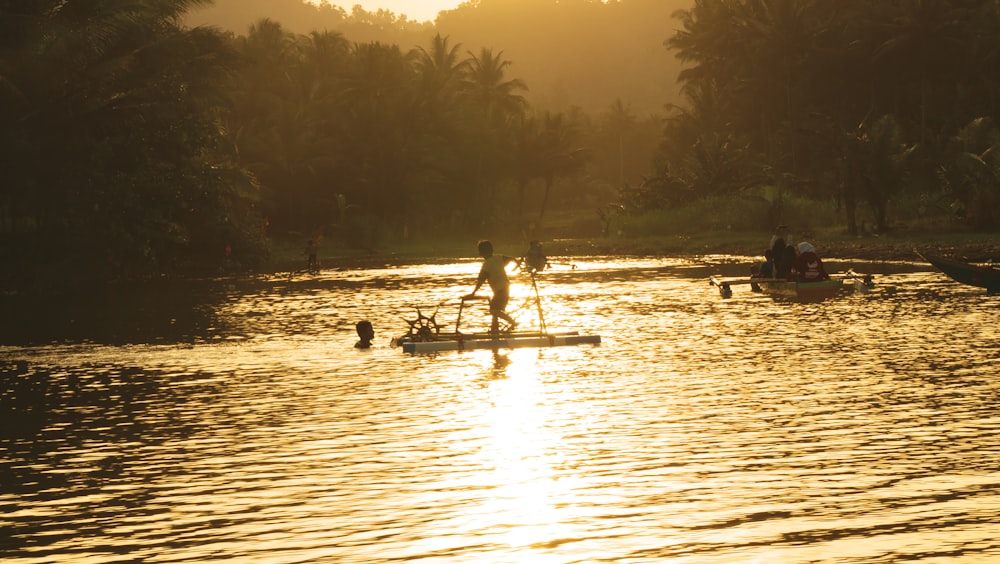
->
749, 249, 775, 292
759, 249, 774, 278
777, 245, 797, 279
793, 242, 830, 282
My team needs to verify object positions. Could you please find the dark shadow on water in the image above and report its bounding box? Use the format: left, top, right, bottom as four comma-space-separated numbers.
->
0, 277, 229, 346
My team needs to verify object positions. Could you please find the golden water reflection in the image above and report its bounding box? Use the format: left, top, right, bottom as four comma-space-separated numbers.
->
2, 257, 1000, 562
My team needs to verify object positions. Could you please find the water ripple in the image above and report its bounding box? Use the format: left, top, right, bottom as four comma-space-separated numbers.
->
2, 258, 999, 562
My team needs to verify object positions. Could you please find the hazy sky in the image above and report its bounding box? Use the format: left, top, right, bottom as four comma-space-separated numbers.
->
323, 1, 462, 22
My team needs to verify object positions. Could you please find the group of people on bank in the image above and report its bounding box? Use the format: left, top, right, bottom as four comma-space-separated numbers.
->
753, 226, 830, 283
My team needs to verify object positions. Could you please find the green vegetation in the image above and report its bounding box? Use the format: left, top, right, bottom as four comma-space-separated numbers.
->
2, 1, 1000, 291
642, 0, 1000, 239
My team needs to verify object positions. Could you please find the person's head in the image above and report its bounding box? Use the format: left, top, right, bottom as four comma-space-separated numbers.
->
477, 240, 494, 258
529, 240, 541, 250
356, 320, 374, 342
797, 241, 815, 254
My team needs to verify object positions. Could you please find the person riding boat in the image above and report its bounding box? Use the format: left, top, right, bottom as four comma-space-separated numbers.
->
778, 244, 797, 279
769, 225, 789, 276
793, 241, 830, 282
749, 248, 774, 292
466, 240, 518, 334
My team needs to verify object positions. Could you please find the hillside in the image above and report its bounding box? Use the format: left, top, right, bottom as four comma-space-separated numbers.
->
185, 0, 690, 115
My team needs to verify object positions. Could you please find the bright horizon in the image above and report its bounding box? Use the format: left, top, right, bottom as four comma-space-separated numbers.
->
319, 1, 463, 22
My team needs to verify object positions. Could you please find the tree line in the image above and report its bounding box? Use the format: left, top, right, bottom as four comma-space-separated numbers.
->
6, 0, 1000, 285
0, 1, 659, 281
641, 0, 1000, 236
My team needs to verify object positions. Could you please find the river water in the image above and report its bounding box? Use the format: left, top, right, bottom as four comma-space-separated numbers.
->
1, 256, 999, 563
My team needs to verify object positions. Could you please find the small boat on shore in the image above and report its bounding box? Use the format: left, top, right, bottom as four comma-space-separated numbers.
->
917, 250, 1000, 294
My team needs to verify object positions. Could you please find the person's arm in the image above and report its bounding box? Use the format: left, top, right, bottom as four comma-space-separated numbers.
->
466, 267, 486, 298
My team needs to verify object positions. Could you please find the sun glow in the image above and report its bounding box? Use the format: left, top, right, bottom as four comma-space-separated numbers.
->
320, 1, 461, 22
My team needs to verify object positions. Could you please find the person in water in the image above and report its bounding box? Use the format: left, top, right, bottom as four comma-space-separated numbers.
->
524, 240, 548, 273
793, 242, 830, 282
355, 320, 375, 349
466, 239, 518, 334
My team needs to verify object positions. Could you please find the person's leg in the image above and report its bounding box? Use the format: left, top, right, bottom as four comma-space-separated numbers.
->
491, 288, 515, 331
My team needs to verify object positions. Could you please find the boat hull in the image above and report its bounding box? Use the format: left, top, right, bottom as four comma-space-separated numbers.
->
920, 252, 1000, 293
397, 331, 601, 354
757, 278, 845, 302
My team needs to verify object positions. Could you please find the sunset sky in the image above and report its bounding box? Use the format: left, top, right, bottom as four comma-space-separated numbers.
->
324, 1, 462, 22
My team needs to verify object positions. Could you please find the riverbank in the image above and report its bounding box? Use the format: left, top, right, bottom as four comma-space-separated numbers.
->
279, 230, 1000, 272
4, 230, 996, 297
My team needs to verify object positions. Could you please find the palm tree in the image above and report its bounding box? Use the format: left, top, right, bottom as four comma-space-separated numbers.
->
415, 34, 467, 105
457, 47, 528, 226
463, 47, 528, 126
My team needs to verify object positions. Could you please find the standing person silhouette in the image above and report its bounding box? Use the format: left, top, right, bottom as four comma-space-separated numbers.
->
465, 240, 518, 334
305, 236, 319, 272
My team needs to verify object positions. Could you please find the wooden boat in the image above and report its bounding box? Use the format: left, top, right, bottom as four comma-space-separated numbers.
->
755, 278, 846, 302
710, 271, 872, 302
917, 251, 1000, 293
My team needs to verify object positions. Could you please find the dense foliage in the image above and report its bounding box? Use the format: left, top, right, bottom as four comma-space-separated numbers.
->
644, 0, 1000, 235
5, 0, 1000, 286
1, 1, 660, 282
0, 0, 263, 280
223, 21, 634, 251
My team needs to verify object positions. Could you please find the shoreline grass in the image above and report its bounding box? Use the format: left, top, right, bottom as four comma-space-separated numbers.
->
272, 229, 1000, 272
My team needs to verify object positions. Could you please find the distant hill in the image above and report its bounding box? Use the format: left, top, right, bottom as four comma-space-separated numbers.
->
185, 0, 690, 115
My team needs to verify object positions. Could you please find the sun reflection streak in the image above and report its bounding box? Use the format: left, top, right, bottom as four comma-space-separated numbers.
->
473, 351, 582, 553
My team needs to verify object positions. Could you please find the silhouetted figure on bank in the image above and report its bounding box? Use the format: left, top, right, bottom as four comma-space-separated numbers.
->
306, 236, 320, 272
